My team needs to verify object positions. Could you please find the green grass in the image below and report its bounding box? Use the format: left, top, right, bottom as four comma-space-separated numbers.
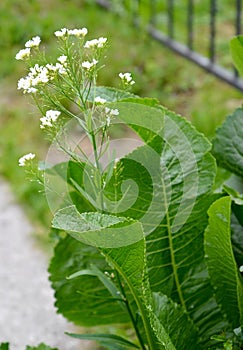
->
0, 0, 242, 234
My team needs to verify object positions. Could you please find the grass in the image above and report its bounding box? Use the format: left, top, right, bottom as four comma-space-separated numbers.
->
0, 0, 242, 234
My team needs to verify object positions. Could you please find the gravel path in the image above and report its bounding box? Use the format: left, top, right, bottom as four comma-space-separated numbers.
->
0, 180, 92, 350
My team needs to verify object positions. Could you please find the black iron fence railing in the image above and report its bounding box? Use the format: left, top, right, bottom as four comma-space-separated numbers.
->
96, 0, 243, 91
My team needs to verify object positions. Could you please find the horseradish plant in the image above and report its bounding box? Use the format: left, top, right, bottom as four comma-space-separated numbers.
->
6, 29, 243, 349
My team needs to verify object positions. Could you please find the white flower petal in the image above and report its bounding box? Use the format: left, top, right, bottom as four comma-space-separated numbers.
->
18, 153, 36, 167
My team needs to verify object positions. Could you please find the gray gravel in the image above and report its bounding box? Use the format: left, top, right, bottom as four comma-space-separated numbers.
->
0, 180, 92, 350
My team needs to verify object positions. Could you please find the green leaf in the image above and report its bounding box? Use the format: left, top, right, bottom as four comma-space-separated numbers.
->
153, 293, 201, 350
66, 332, 140, 349
230, 36, 243, 76
0, 344, 9, 350
102, 240, 176, 349
213, 167, 231, 192
205, 196, 243, 327
212, 108, 243, 177
53, 206, 176, 348
44, 160, 96, 214
26, 344, 58, 350
67, 264, 126, 312
85, 86, 137, 102
234, 326, 243, 342
107, 101, 225, 346
231, 204, 243, 268
49, 235, 129, 326
223, 184, 243, 205
52, 206, 143, 248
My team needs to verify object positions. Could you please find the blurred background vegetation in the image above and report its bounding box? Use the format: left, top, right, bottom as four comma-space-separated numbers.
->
0, 0, 242, 238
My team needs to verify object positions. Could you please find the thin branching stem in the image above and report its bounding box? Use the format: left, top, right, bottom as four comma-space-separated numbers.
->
115, 272, 147, 350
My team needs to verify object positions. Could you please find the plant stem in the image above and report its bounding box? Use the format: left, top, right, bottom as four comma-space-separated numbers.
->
115, 272, 147, 350
90, 130, 104, 212
112, 258, 157, 350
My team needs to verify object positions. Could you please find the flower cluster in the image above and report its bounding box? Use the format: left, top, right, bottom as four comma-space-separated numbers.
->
18, 153, 36, 167
40, 110, 61, 129
25, 36, 41, 48
54, 27, 88, 38
15, 36, 41, 61
84, 37, 107, 49
119, 72, 135, 86
105, 107, 119, 117
82, 59, 98, 70
15, 48, 31, 61
17, 61, 67, 94
94, 96, 107, 104
16, 28, 109, 95
16, 27, 135, 176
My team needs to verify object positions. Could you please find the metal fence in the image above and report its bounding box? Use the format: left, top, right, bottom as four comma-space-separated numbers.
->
96, 0, 243, 91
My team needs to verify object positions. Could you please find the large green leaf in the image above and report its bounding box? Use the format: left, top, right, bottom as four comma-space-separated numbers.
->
212, 108, 243, 177
204, 196, 243, 328
49, 235, 129, 326
51, 221, 200, 349
230, 36, 243, 76
52, 206, 177, 349
66, 332, 140, 349
102, 243, 177, 350
52, 206, 143, 248
104, 101, 227, 346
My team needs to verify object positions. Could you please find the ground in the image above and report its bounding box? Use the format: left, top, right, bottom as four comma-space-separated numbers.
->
0, 179, 92, 350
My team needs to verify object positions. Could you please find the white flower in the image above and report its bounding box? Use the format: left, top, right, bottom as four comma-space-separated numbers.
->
27, 87, 38, 94
15, 48, 31, 60
17, 64, 53, 93
82, 61, 92, 70
240, 265, 243, 272
96, 37, 107, 47
25, 36, 41, 48
17, 77, 31, 92
82, 59, 98, 70
110, 109, 119, 116
68, 28, 88, 37
46, 62, 66, 75
30, 64, 49, 85
40, 110, 61, 129
46, 63, 58, 72
46, 110, 61, 120
55, 63, 67, 75
84, 37, 107, 49
54, 28, 68, 37
119, 72, 135, 85
17, 75, 38, 94
36, 67, 49, 83
94, 96, 107, 104
105, 107, 119, 116
17, 75, 34, 93
105, 108, 119, 126
57, 55, 67, 64
18, 153, 36, 167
